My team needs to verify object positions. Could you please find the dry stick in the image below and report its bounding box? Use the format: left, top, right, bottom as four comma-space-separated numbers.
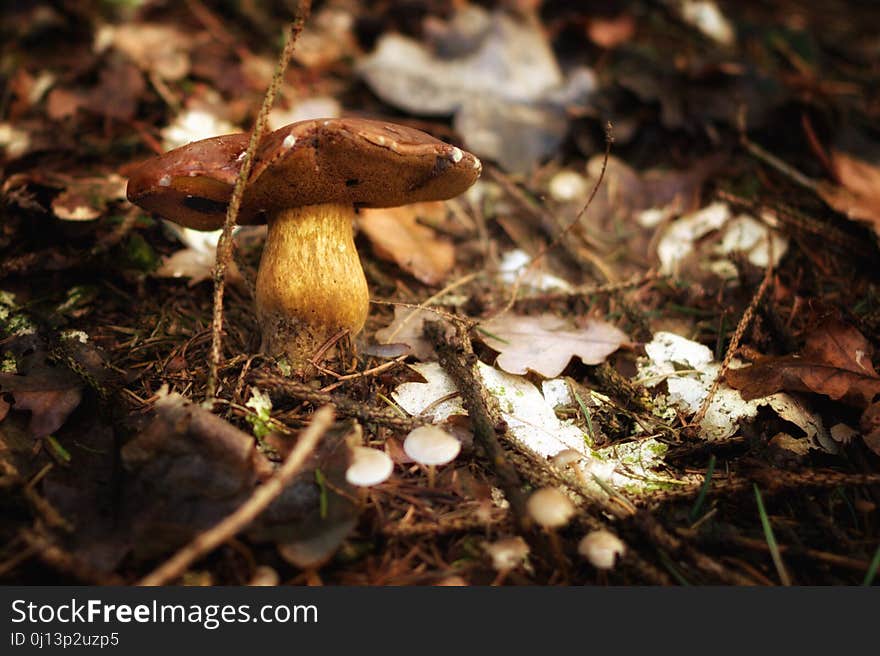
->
139, 405, 333, 586
490, 122, 616, 321
690, 233, 775, 430
378, 271, 480, 344
18, 529, 125, 586
251, 370, 425, 430
424, 320, 532, 531
205, 1, 312, 405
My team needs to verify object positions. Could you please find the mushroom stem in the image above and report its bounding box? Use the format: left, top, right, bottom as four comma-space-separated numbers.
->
255, 203, 369, 366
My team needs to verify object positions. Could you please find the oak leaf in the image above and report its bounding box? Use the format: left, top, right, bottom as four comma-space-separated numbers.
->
726, 320, 880, 408
480, 314, 628, 378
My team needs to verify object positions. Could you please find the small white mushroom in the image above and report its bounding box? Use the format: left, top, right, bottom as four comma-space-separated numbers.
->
551, 449, 582, 469
526, 487, 575, 529
484, 537, 530, 573
577, 530, 626, 570
345, 446, 393, 487
404, 425, 461, 487
403, 425, 461, 466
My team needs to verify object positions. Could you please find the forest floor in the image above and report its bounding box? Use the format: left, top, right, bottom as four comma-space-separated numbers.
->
2, 0, 880, 585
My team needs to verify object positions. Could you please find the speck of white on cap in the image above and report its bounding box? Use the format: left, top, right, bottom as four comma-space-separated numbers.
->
526, 487, 575, 529
450, 147, 463, 163
158, 174, 171, 187
577, 530, 626, 570
282, 134, 297, 149
345, 446, 393, 487
403, 425, 461, 466
473, 157, 481, 170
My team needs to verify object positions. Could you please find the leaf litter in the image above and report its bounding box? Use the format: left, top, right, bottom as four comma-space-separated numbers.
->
2, 0, 880, 586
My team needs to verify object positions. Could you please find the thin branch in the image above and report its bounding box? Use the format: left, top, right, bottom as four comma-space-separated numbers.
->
139, 405, 333, 586
205, 1, 312, 405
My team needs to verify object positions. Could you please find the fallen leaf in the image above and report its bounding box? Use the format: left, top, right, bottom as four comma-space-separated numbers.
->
479, 314, 628, 377
99, 23, 192, 81
82, 59, 145, 122
119, 391, 358, 566
358, 6, 594, 172
640, 331, 835, 449
358, 202, 455, 285
726, 320, 880, 408
817, 150, 880, 231
860, 403, 880, 456
161, 108, 240, 150
496, 250, 575, 294
0, 366, 83, 439
50, 174, 127, 222
677, 0, 736, 46
374, 305, 436, 360
657, 201, 788, 277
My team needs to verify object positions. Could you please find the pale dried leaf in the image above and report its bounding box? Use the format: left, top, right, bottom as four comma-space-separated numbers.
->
374, 305, 435, 360
103, 23, 191, 80
480, 314, 628, 377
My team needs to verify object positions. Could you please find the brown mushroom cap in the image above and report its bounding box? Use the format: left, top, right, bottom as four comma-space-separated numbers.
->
126, 118, 481, 229
126, 133, 250, 231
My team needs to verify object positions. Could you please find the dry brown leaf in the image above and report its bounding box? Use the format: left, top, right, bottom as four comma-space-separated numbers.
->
726, 320, 880, 408
480, 314, 629, 377
358, 202, 455, 285
82, 59, 145, 122
0, 366, 83, 438
374, 305, 436, 360
817, 151, 880, 229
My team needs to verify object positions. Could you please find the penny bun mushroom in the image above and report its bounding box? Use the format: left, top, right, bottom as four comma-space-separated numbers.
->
577, 530, 626, 570
127, 118, 481, 368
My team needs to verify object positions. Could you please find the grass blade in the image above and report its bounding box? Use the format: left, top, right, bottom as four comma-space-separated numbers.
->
754, 484, 791, 586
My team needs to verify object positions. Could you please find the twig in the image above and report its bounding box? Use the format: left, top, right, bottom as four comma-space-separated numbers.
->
251, 370, 426, 429
423, 320, 531, 532
690, 231, 775, 430
378, 271, 480, 344
139, 405, 333, 586
19, 529, 125, 585
205, 1, 312, 405
490, 122, 615, 320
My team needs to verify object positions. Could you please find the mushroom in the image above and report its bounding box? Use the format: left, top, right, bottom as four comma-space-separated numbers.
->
127, 118, 481, 368
483, 537, 531, 584
402, 424, 461, 486
345, 446, 394, 488
526, 487, 575, 529
526, 487, 575, 573
577, 530, 626, 571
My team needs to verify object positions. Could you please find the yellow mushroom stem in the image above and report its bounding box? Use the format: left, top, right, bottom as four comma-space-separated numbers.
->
255, 202, 369, 366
